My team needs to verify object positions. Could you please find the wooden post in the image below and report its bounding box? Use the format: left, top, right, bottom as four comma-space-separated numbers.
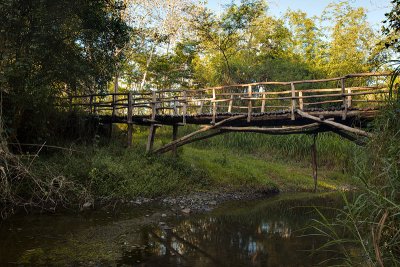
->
347, 87, 352, 108
228, 94, 233, 113
198, 100, 204, 114
247, 85, 252, 123
290, 83, 296, 120
173, 96, 178, 115
261, 92, 266, 113
146, 90, 157, 153
311, 133, 318, 193
127, 91, 133, 147
172, 124, 179, 156
212, 88, 216, 124
341, 78, 347, 120
298, 91, 304, 110
198, 91, 204, 114
182, 90, 187, 124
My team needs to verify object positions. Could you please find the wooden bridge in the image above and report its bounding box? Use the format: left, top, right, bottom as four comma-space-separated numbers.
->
63, 72, 392, 155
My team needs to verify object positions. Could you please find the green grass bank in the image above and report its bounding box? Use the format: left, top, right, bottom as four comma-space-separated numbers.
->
1, 122, 361, 218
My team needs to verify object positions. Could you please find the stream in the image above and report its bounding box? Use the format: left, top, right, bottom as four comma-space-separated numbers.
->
0, 193, 345, 266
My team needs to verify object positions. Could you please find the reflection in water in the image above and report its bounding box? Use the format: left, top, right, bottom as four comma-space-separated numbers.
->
0, 193, 343, 266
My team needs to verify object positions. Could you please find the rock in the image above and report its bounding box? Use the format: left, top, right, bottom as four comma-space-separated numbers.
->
161, 213, 167, 217
181, 208, 191, 214
209, 200, 217, 205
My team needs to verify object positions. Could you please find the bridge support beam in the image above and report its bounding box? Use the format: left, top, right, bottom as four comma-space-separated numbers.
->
154, 115, 246, 154
297, 109, 372, 138
172, 124, 179, 156
127, 91, 133, 147
311, 133, 318, 193
146, 125, 157, 153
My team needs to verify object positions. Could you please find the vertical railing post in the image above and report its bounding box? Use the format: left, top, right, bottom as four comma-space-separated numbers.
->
172, 124, 179, 157
347, 87, 352, 108
228, 94, 233, 113
341, 78, 347, 120
261, 88, 266, 113
290, 83, 296, 120
212, 88, 216, 124
298, 91, 304, 110
198, 92, 204, 114
182, 90, 187, 124
127, 91, 133, 147
173, 95, 178, 116
146, 90, 157, 153
247, 85, 252, 123
171, 92, 179, 156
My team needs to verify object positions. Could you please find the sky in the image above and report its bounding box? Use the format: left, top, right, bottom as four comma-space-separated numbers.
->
206, 0, 392, 29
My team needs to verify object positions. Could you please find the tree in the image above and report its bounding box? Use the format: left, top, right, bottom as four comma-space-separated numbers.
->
321, 1, 376, 76
122, 0, 195, 90
285, 10, 324, 70
0, 0, 130, 143
383, 0, 400, 52
187, 0, 267, 85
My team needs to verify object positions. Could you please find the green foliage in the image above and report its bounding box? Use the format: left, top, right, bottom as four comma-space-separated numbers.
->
0, 0, 130, 143
322, 2, 378, 76
383, 0, 400, 52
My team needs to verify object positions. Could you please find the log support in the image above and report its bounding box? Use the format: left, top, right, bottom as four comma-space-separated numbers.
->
172, 124, 179, 156
291, 83, 296, 120
146, 124, 157, 153
247, 85, 252, 122
127, 91, 133, 147
154, 115, 246, 154
297, 109, 372, 137
146, 90, 157, 153
212, 88, 216, 124
341, 78, 347, 120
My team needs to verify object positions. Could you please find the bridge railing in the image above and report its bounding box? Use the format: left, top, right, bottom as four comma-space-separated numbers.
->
60, 72, 393, 123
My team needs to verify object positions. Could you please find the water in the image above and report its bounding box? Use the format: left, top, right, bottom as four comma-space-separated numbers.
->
0, 193, 344, 266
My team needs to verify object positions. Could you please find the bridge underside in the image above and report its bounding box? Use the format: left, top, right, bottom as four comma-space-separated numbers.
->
94, 107, 377, 154
101, 107, 377, 128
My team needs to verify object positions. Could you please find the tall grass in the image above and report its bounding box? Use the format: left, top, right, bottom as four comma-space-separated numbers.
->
311, 78, 400, 266
190, 131, 361, 171
32, 143, 212, 201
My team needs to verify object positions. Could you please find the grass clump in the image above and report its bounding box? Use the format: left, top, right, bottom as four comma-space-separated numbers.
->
33, 144, 212, 201
312, 99, 400, 266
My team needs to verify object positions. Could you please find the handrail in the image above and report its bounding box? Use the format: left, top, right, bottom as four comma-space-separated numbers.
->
59, 72, 393, 125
